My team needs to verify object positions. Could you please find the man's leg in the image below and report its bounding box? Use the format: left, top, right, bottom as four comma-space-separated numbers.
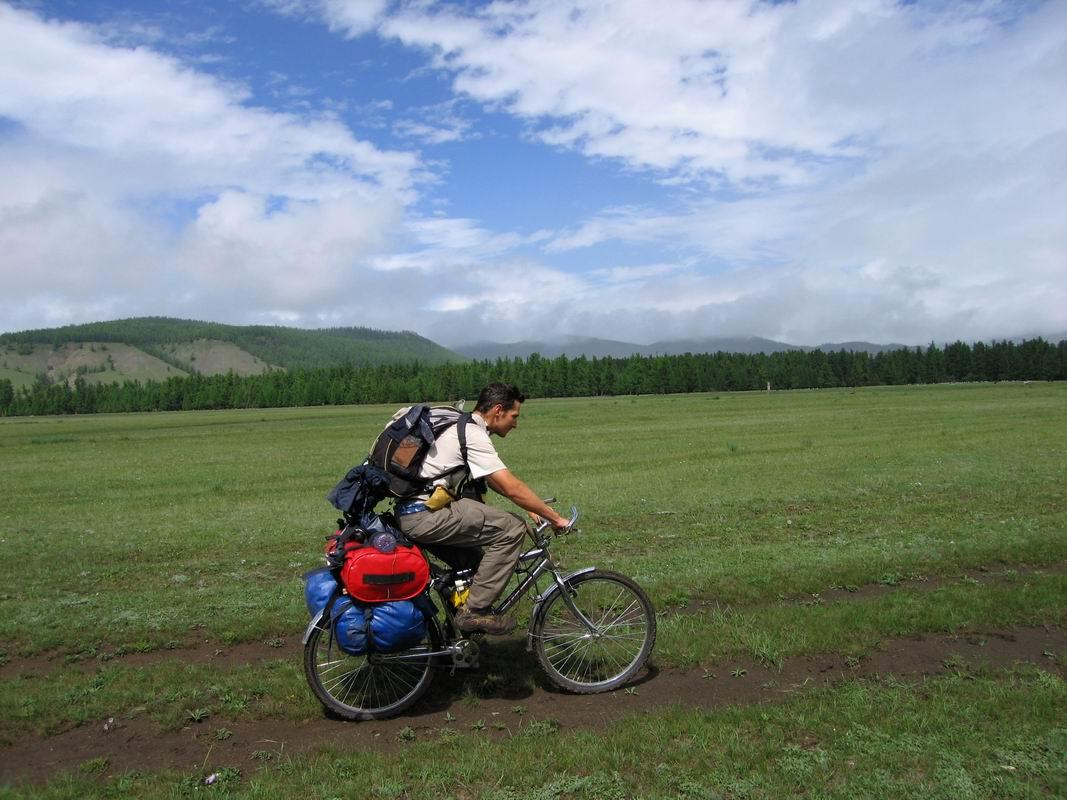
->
398, 498, 527, 610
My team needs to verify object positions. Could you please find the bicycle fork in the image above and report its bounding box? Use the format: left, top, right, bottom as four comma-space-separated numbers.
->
525, 565, 598, 651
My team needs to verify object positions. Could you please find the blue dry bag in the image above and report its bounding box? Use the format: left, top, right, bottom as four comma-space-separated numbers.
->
304, 569, 427, 655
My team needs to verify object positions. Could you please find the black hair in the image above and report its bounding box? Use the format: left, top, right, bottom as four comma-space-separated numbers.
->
474, 382, 526, 413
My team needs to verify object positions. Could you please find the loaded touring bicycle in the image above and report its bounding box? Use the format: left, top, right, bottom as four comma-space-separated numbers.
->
303, 405, 656, 719
303, 502, 657, 720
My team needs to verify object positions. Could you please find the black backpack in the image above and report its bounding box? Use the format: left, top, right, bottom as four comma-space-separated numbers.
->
368, 404, 478, 499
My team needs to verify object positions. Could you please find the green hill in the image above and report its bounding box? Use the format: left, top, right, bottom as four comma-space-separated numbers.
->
0, 317, 464, 387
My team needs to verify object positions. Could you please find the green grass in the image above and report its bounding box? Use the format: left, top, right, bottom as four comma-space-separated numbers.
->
3, 668, 1063, 798
0, 382, 1064, 795
657, 570, 1067, 668
0, 656, 313, 741
3, 571, 1061, 743
2, 384, 1062, 654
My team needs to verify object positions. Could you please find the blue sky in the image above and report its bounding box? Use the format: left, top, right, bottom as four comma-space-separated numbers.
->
1, 0, 1064, 346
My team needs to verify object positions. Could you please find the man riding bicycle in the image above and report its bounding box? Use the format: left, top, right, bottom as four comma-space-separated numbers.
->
394, 383, 571, 635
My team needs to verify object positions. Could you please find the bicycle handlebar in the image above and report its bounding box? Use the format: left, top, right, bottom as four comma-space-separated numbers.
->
533, 505, 579, 536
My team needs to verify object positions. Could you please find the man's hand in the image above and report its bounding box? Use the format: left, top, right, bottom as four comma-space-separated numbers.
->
529, 511, 572, 530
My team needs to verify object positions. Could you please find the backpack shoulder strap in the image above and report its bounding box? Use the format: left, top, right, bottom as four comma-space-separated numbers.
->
456, 412, 473, 466
453, 412, 489, 501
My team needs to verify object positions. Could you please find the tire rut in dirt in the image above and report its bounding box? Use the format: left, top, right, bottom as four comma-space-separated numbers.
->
3, 623, 1063, 787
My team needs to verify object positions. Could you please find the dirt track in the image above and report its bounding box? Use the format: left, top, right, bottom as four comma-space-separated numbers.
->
1, 621, 1064, 786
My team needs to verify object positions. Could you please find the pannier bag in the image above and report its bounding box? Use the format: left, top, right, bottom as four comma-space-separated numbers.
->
332, 597, 427, 655
341, 541, 430, 602
303, 569, 428, 655
305, 567, 340, 615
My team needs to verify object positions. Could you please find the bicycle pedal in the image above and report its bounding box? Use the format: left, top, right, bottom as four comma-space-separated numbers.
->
449, 638, 480, 671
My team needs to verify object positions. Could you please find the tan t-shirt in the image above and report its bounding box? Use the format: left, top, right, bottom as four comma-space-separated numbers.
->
417, 413, 506, 496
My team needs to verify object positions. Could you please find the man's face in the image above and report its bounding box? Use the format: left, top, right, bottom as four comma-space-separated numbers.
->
485, 401, 521, 437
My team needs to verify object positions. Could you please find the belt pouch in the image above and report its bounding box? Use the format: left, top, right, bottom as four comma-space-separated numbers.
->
424, 485, 455, 511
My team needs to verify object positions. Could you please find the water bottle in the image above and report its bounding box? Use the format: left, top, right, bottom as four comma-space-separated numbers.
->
451, 578, 470, 608
370, 532, 397, 553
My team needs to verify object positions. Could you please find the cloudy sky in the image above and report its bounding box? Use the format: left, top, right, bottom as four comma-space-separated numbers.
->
1, 0, 1064, 347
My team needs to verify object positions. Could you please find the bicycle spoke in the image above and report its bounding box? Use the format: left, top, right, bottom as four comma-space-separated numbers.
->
305, 623, 434, 719
533, 572, 655, 692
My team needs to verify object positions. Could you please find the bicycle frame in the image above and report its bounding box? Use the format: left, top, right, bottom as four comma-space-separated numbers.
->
494, 539, 600, 650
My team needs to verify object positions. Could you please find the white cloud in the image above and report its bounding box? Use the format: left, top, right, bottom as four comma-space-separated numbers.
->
373, 0, 1067, 188
0, 4, 421, 333
361, 0, 1065, 345
418, 260, 589, 343
2, 1, 1064, 349
259, 0, 388, 37
175, 190, 403, 306
376, 0, 861, 185
393, 100, 479, 145
0, 5, 417, 196
524, 124, 1067, 345
316, 0, 390, 38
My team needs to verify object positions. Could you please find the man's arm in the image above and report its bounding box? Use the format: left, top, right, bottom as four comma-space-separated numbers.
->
485, 469, 570, 528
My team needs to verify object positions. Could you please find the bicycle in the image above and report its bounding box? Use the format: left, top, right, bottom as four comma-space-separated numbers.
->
303, 505, 657, 720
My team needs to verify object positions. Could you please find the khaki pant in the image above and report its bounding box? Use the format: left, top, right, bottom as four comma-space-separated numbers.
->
398, 498, 528, 611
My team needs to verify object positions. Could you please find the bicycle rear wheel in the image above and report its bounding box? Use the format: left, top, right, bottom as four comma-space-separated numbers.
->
532, 569, 656, 693
304, 620, 437, 720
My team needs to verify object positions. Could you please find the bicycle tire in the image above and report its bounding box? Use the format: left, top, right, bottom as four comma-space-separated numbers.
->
303, 617, 438, 720
531, 569, 656, 693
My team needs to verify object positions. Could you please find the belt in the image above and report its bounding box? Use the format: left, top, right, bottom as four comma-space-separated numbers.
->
396, 501, 429, 516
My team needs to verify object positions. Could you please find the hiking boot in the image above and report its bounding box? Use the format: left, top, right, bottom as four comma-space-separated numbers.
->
454, 605, 517, 636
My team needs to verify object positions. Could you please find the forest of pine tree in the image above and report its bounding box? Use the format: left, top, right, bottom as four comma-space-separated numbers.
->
1, 338, 1063, 417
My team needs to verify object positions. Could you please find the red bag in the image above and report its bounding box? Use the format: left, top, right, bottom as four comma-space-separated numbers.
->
341, 543, 429, 602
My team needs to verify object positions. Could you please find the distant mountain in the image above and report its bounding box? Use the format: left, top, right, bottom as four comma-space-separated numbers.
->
455, 335, 906, 360
645, 336, 805, 356
811, 341, 910, 355
0, 317, 465, 387
458, 336, 647, 360
1007, 331, 1067, 345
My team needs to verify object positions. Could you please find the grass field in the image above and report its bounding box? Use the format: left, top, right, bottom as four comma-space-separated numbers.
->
0, 383, 1064, 797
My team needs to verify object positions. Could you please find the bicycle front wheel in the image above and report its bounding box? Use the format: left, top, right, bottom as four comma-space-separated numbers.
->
532, 569, 656, 693
303, 621, 436, 720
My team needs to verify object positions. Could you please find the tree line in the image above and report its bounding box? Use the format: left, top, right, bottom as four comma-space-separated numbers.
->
1, 338, 1063, 417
